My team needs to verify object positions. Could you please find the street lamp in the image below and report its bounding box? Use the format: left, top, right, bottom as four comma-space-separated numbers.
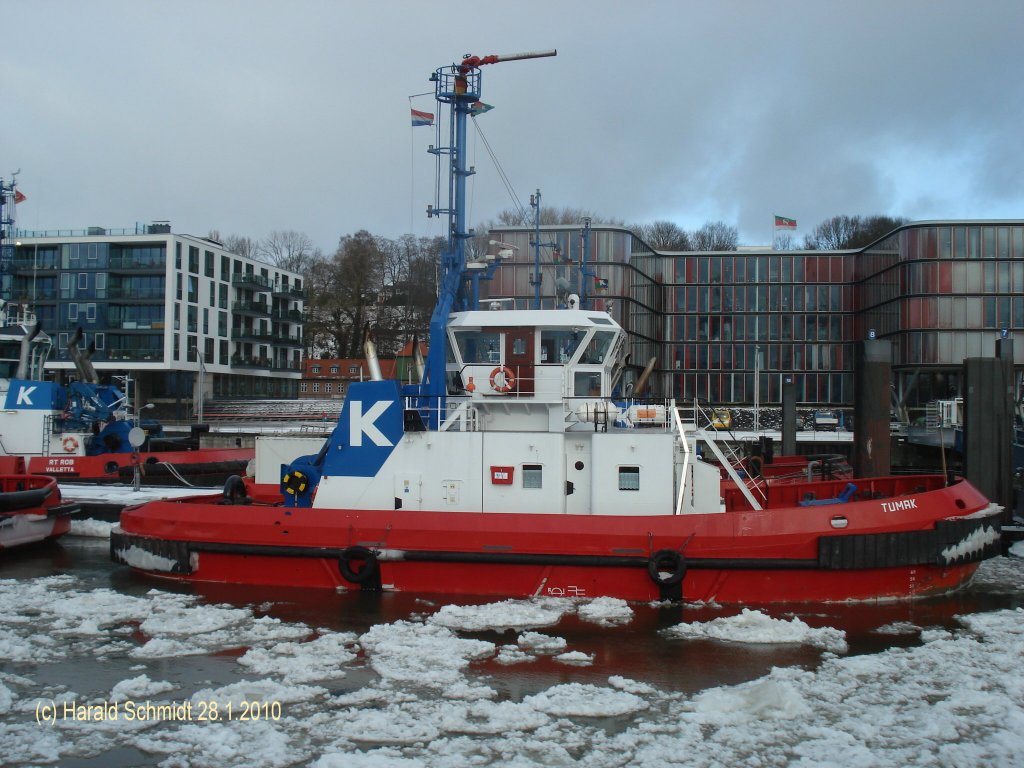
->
130, 402, 155, 492
191, 347, 206, 423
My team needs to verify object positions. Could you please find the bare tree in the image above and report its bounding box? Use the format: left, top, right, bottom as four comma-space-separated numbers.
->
636, 220, 691, 250
803, 215, 907, 250
223, 235, 257, 259
690, 221, 739, 251
495, 205, 623, 227
256, 230, 316, 272
773, 233, 798, 250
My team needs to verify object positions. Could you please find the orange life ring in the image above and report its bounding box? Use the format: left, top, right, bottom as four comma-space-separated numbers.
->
62, 436, 79, 453
489, 366, 515, 393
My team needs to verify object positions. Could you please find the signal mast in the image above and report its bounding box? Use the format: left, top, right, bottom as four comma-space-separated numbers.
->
417, 50, 556, 421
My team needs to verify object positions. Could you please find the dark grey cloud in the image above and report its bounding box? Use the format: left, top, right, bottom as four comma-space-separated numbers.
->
4, 1, 1021, 253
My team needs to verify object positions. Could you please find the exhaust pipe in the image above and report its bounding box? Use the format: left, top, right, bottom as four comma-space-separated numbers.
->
412, 334, 425, 384
15, 322, 42, 380
363, 325, 383, 381
67, 327, 99, 384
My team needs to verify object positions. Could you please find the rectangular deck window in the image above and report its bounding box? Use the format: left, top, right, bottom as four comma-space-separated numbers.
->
522, 464, 543, 489
619, 466, 640, 491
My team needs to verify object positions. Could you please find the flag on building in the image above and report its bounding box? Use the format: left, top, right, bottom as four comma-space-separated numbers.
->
411, 109, 434, 127
595, 277, 609, 294
471, 101, 494, 116
13, 190, 26, 204
774, 215, 797, 229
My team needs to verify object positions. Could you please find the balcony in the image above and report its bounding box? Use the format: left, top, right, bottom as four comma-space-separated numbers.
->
232, 300, 271, 317
231, 273, 272, 292
270, 309, 304, 323
232, 328, 277, 344
106, 348, 164, 361
108, 286, 166, 300
230, 354, 271, 370
109, 256, 165, 271
271, 282, 305, 300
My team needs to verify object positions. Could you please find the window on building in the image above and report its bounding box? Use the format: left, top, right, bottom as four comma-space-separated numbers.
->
522, 464, 543, 489
619, 466, 640, 491
86, 304, 96, 321
300, 382, 307, 393
312, 365, 321, 374
330, 365, 339, 374
68, 304, 79, 321
325, 382, 333, 393
188, 246, 199, 274
94, 333, 104, 350
205, 251, 215, 277
312, 382, 320, 393
349, 365, 359, 374
78, 273, 88, 290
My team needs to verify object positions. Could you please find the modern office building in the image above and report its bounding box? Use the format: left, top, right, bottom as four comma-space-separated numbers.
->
485, 220, 1024, 415
2, 224, 305, 411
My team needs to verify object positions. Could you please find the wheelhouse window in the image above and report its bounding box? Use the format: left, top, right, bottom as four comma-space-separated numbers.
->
618, 466, 640, 491
539, 329, 584, 364
453, 330, 501, 364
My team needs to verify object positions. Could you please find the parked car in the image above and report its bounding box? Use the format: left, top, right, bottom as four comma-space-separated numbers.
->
812, 409, 839, 431
710, 408, 732, 430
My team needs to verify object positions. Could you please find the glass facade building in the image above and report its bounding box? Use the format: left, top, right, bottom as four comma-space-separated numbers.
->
4, 227, 305, 405
487, 221, 1024, 410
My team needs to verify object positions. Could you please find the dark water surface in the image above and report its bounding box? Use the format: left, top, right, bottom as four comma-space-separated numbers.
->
3, 533, 1023, 768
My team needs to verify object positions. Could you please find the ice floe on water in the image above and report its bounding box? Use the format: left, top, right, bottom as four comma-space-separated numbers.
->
2, 559, 1024, 766
662, 606, 850, 653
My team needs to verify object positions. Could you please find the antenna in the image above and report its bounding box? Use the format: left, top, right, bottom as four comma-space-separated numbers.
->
418, 49, 557, 427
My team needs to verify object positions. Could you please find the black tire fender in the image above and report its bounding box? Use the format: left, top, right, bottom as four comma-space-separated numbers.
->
339, 546, 380, 584
648, 549, 686, 586
223, 474, 249, 505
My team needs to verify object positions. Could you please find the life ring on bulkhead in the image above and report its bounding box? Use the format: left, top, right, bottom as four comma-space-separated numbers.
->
489, 366, 516, 393
338, 546, 380, 584
62, 436, 79, 453
647, 549, 686, 586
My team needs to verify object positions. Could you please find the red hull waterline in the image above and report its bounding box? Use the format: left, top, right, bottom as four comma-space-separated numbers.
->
22, 447, 252, 485
112, 477, 1003, 604
0, 474, 78, 550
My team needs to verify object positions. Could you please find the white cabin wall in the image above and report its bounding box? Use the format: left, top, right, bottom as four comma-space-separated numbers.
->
255, 437, 326, 484
1, 410, 53, 456
681, 458, 724, 515
590, 431, 675, 515
481, 431, 566, 514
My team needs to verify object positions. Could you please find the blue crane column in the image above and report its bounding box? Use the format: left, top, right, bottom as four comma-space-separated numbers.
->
418, 51, 557, 427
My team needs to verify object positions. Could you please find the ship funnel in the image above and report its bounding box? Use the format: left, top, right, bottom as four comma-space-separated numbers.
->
412, 334, 425, 384
15, 321, 42, 380
363, 325, 383, 381
632, 356, 658, 397
67, 327, 100, 384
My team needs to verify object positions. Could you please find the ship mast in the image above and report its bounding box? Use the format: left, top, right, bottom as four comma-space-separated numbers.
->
418, 49, 556, 425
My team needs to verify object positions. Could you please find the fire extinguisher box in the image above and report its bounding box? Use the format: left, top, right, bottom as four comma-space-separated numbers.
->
490, 466, 514, 485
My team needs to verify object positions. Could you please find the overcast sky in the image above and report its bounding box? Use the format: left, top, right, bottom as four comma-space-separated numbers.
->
5, 1, 1022, 254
